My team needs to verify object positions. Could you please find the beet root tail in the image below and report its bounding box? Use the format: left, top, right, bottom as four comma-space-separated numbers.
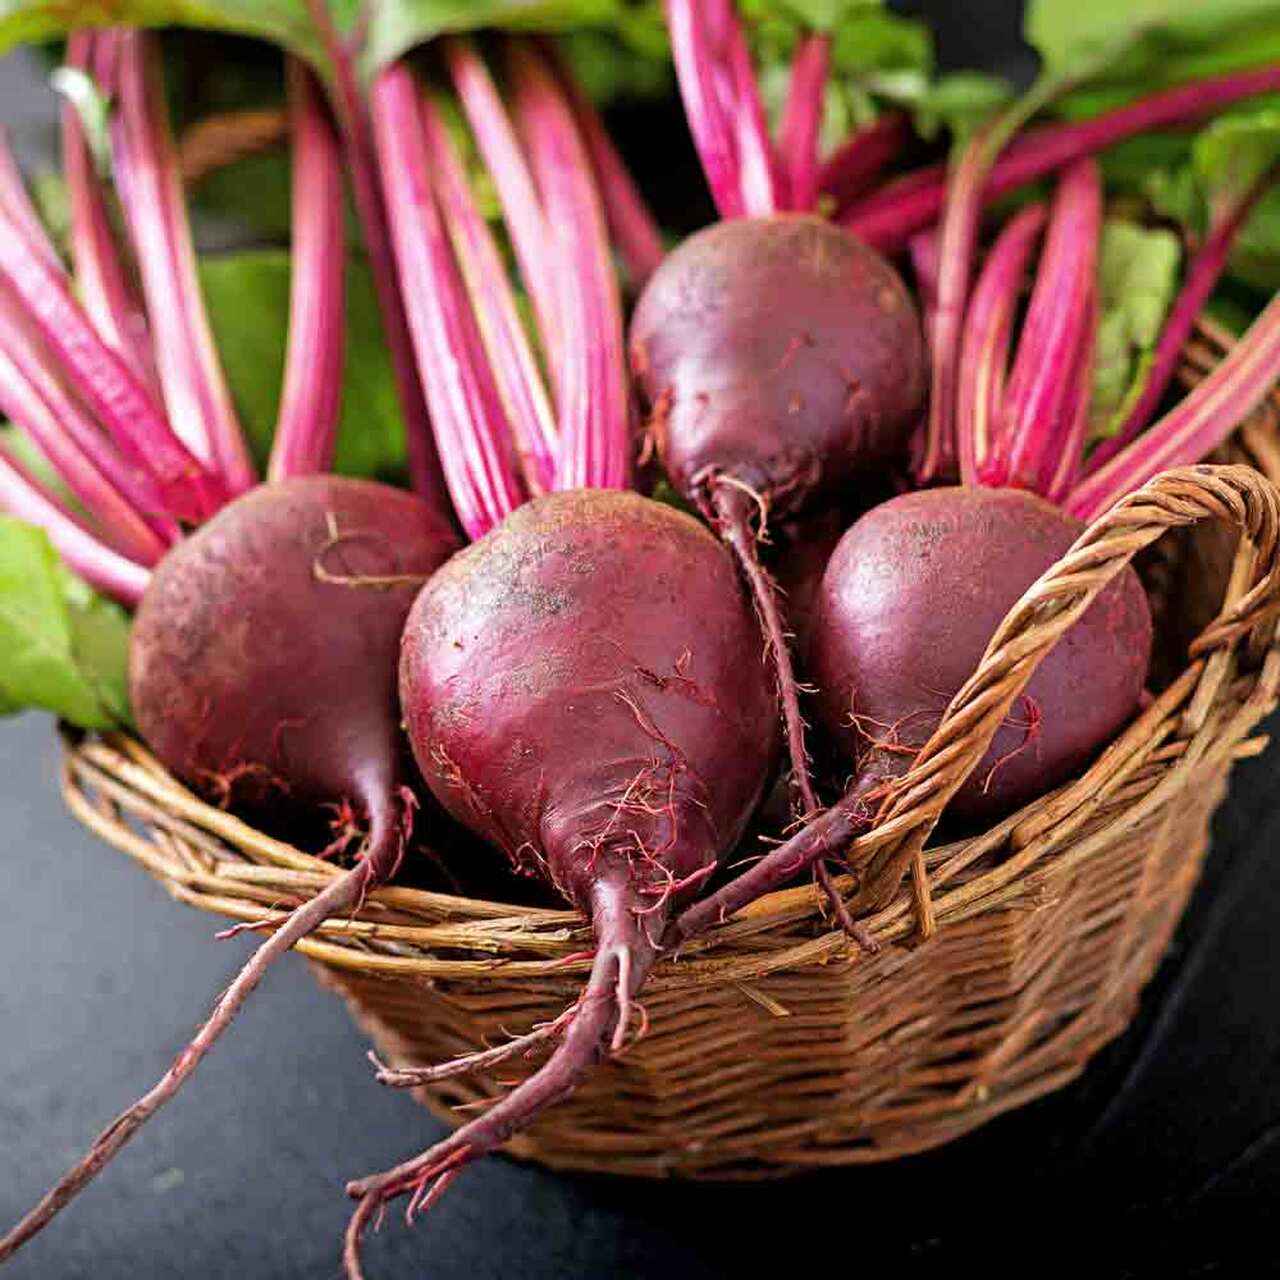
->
0, 789, 409, 1262
663, 777, 884, 953
343, 877, 654, 1278
369, 1003, 577, 1089
710, 479, 874, 952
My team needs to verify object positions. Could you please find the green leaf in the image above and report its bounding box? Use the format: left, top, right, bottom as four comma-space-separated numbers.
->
1027, 0, 1280, 123
62, 573, 134, 728
1090, 218, 1182, 437
0, 516, 132, 730
1194, 108, 1280, 200
0, 2, 347, 68
0, 0, 655, 78
198, 249, 408, 481
1027, 0, 1280, 79
872, 69, 1014, 142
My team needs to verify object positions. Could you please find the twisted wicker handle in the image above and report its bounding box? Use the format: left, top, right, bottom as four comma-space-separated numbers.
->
850, 464, 1280, 931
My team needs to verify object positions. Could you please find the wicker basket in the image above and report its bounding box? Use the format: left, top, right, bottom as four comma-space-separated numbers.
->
60, 289, 1280, 1175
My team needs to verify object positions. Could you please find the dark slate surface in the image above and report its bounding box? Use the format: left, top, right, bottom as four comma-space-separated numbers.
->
4, 3, 1280, 1275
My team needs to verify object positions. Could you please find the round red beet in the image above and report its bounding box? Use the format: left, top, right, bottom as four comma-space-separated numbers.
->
132, 475, 458, 823
344, 490, 777, 1256
808, 486, 1153, 819
630, 215, 925, 516
628, 215, 924, 893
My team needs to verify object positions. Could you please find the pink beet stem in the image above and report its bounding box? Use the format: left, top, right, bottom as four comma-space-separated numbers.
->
0, 290, 180, 548
509, 44, 630, 493
107, 31, 256, 497
0, 132, 60, 273
0, 205, 225, 525
539, 39, 666, 288
917, 54, 1098, 486
1085, 163, 1280, 476
445, 38, 564, 384
1044, 288, 1098, 503
59, 34, 158, 392
665, 0, 747, 218
0, 299, 174, 564
267, 59, 346, 482
1066, 289, 1280, 522
908, 227, 940, 339
818, 112, 911, 212
713, 0, 783, 217
0, 445, 149, 605
845, 65, 1280, 254
1000, 158, 1102, 495
419, 86, 558, 496
779, 32, 831, 212
302, 0, 450, 514
956, 201, 1048, 487
919, 121, 1005, 483
370, 65, 524, 539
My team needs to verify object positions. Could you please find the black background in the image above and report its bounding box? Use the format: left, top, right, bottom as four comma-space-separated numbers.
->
3, 3, 1280, 1276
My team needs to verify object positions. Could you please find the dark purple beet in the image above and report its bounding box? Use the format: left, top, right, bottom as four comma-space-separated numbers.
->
769, 503, 859, 657
344, 489, 777, 1260
0, 476, 459, 1261
628, 216, 924, 930
809, 486, 1153, 819
132, 475, 457, 824
630, 215, 925, 516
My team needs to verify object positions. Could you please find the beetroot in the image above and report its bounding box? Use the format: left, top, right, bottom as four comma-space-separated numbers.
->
0, 476, 459, 1260
631, 216, 924, 519
666, 485, 1153, 951
809, 486, 1153, 819
630, 215, 923, 940
343, 489, 777, 1265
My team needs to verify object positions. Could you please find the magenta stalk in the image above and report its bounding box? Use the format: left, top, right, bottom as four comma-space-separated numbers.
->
955, 201, 1047, 487
59, 34, 158, 391
0, 205, 225, 524
107, 31, 257, 496
0, 447, 149, 605
1000, 158, 1102, 493
779, 32, 831, 212
818, 112, 910, 212
302, 0, 450, 514
0, 301, 173, 565
370, 64, 524, 539
267, 60, 346, 483
445, 37, 564, 384
418, 85, 558, 495
540, 39, 665, 288
844, 65, 1280, 254
665, 0, 747, 218
1067, 290, 1280, 521
508, 44, 630, 492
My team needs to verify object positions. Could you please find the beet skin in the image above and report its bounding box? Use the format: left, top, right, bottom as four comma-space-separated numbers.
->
809, 486, 1153, 819
401, 488, 776, 906
345, 490, 777, 1256
630, 215, 925, 516
132, 475, 458, 823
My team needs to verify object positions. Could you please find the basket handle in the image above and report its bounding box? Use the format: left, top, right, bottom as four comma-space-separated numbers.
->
850, 463, 1280, 933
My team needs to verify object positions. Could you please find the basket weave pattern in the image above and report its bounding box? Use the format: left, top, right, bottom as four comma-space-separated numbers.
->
60, 328, 1280, 1177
